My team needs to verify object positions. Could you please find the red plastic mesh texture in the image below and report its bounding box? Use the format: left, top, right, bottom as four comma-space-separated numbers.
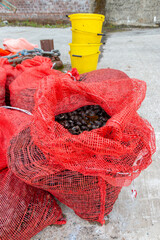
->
0, 58, 24, 105
0, 58, 24, 86
0, 169, 64, 240
0, 108, 31, 170
0, 56, 53, 106
0, 68, 6, 106
30, 70, 156, 186
9, 61, 63, 112
80, 68, 130, 83
20, 55, 53, 68
8, 127, 122, 224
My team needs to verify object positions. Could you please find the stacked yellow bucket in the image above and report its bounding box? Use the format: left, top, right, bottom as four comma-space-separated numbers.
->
68, 13, 105, 74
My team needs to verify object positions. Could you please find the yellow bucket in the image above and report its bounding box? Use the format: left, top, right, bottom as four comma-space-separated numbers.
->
69, 51, 100, 74
69, 43, 102, 55
71, 28, 105, 44
68, 13, 105, 33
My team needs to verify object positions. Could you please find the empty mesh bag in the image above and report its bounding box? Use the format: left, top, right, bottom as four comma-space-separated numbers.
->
8, 69, 156, 224
0, 169, 64, 240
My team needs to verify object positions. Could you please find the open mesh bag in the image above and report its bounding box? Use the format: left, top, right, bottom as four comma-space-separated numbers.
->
0, 108, 31, 170
0, 169, 65, 240
8, 69, 156, 224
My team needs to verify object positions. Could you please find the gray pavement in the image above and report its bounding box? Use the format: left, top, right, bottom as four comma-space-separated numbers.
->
0, 27, 159, 240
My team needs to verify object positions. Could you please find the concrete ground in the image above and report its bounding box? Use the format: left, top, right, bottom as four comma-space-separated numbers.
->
0, 27, 159, 240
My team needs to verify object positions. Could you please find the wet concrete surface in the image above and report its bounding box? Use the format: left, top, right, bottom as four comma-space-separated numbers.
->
0, 27, 160, 240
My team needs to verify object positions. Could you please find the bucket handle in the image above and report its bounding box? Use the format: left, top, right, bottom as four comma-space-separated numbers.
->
72, 54, 82, 58
72, 29, 105, 36
97, 33, 106, 36
71, 52, 100, 58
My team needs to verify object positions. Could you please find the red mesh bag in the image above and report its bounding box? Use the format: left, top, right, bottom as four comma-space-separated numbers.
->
20, 55, 53, 68
0, 108, 31, 170
0, 56, 52, 106
0, 68, 6, 106
8, 126, 122, 224
0, 56, 53, 89
0, 169, 65, 240
9, 58, 62, 112
8, 69, 156, 224
80, 68, 130, 83
0, 58, 25, 105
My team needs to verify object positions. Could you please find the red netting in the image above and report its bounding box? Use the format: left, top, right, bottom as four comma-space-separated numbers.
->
20, 55, 53, 68
0, 169, 64, 240
0, 108, 31, 170
80, 68, 130, 83
0, 58, 25, 105
0, 56, 53, 106
30, 70, 156, 186
8, 127, 122, 224
0, 67, 6, 106
8, 68, 156, 224
9, 57, 62, 112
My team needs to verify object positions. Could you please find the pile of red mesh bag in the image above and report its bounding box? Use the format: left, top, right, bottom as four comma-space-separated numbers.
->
0, 55, 156, 238
7, 66, 156, 224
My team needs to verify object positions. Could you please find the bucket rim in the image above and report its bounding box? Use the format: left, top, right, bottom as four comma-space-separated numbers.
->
68, 13, 105, 20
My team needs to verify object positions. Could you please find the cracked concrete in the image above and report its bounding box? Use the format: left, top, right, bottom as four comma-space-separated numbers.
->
0, 27, 159, 240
